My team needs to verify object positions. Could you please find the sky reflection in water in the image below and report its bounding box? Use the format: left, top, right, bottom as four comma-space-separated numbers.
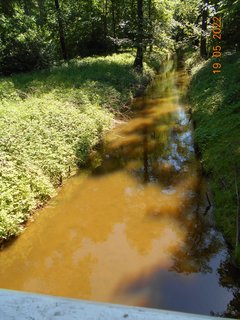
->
0, 62, 240, 318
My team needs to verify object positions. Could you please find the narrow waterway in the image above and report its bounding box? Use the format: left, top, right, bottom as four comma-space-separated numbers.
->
1, 61, 239, 317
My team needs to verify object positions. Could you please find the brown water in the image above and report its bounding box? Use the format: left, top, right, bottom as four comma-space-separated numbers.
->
1, 61, 240, 317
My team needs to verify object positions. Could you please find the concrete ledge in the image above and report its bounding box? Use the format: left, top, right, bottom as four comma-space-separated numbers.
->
0, 290, 229, 320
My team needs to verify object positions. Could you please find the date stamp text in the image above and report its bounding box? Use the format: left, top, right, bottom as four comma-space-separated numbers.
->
212, 16, 222, 74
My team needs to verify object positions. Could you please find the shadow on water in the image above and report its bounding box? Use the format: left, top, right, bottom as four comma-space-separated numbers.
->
88, 61, 240, 317
1, 60, 240, 317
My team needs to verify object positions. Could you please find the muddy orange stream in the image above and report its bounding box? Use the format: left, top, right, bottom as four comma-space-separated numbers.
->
0, 62, 238, 316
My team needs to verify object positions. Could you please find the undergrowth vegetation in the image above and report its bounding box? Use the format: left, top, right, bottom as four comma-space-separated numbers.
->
0, 53, 156, 240
189, 52, 240, 254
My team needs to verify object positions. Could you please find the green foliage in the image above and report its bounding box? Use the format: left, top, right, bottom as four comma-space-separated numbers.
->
183, 49, 202, 72
0, 53, 156, 240
0, 0, 238, 75
0, 0, 176, 75
172, 0, 202, 49
145, 47, 169, 72
219, 0, 240, 50
189, 52, 240, 247
0, 7, 54, 75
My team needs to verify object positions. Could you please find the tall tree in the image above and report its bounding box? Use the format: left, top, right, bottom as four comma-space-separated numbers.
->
134, 0, 144, 71
220, 0, 240, 51
103, 0, 109, 40
148, 0, 153, 52
37, 0, 46, 27
111, 0, 117, 51
200, 0, 209, 58
54, 0, 67, 60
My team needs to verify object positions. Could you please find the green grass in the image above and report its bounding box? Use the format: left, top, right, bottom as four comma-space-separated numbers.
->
189, 52, 240, 249
0, 53, 157, 241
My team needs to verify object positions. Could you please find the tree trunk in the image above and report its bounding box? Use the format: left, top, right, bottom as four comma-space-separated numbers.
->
103, 0, 108, 39
200, 0, 208, 59
148, 0, 153, 52
54, 0, 67, 60
134, 0, 144, 71
37, 0, 46, 27
111, 0, 117, 52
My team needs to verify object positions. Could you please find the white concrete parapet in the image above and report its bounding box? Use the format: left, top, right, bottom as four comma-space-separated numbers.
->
0, 290, 230, 320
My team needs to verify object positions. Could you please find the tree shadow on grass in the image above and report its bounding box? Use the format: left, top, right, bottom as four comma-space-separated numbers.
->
9, 57, 143, 98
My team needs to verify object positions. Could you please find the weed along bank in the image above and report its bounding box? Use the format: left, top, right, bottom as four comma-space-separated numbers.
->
0, 53, 155, 242
189, 53, 240, 265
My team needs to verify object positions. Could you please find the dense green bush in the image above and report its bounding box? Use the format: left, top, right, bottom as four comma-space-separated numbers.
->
145, 48, 170, 72
220, 0, 240, 51
0, 9, 54, 75
0, 97, 111, 238
0, 53, 155, 240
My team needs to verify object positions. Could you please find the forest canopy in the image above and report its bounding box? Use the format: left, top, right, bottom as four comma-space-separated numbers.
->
0, 0, 239, 75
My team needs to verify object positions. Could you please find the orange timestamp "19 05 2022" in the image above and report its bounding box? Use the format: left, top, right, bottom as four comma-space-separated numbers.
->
212, 16, 222, 74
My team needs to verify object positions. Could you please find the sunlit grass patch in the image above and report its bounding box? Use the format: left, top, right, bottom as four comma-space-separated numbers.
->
0, 53, 157, 240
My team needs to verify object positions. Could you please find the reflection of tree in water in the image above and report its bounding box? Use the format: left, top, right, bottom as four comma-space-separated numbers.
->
170, 212, 224, 274
171, 186, 240, 317
170, 193, 240, 318
212, 257, 240, 318
92, 98, 173, 184
90, 67, 240, 314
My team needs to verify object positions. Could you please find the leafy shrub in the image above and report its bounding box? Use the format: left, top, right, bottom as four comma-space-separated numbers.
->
0, 53, 157, 240
0, 9, 54, 75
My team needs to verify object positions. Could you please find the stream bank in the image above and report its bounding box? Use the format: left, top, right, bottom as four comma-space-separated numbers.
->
0, 52, 162, 242
188, 52, 240, 264
1, 60, 240, 317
